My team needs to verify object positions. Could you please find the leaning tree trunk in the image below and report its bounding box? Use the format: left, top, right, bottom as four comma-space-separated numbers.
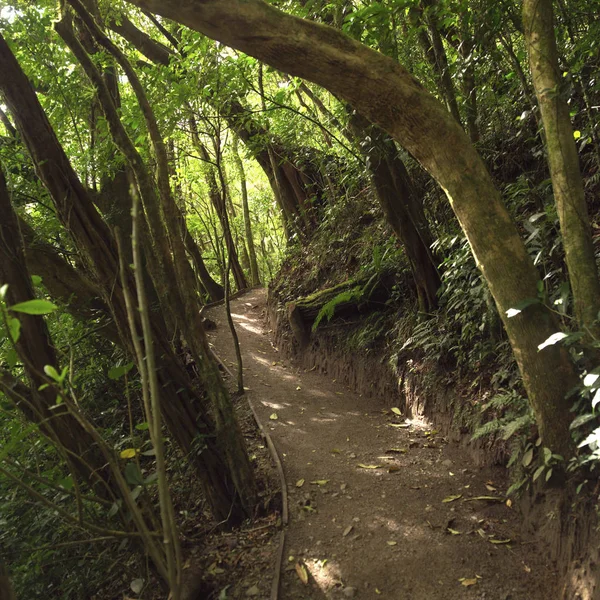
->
0, 167, 115, 496
123, 0, 578, 456
61, 1, 257, 518
350, 114, 440, 311
523, 0, 600, 338
0, 30, 255, 524
108, 14, 320, 240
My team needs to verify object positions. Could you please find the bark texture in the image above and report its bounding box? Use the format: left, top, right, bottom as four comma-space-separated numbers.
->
0, 30, 255, 524
523, 0, 600, 337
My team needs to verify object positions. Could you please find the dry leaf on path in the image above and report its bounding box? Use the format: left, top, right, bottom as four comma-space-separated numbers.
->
295, 563, 309, 585
460, 578, 478, 587
442, 494, 463, 503
296, 479, 305, 488
391, 407, 402, 416
269, 413, 278, 420
357, 464, 383, 469
310, 480, 329, 486
343, 525, 353, 537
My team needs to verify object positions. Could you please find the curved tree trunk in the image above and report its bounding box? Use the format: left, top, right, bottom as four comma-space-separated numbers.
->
0, 30, 255, 524
0, 167, 114, 495
350, 114, 440, 311
123, 0, 577, 456
523, 0, 600, 338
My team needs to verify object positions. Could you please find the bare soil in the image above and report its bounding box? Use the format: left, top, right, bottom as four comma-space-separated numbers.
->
207, 288, 559, 600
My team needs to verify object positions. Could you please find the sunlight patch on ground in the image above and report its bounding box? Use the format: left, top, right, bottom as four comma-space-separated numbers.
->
259, 400, 288, 410
304, 557, 343, 593
310, 416, 338, 423
237, 321, 262, 334
370, 515, 402, 532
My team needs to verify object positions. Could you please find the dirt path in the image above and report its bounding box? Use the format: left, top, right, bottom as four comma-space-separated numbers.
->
208, 289, 558, 600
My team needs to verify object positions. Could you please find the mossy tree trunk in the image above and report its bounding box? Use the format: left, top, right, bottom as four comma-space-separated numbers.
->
0, 167, 114, 495
0, 29, 255, 525
523, 0, 600, 338
123, 0, 578, 456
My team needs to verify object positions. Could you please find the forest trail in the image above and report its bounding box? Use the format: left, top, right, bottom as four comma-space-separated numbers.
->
208, 289, 558, 600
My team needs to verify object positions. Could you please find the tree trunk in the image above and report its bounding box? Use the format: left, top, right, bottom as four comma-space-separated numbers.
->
108, 14, 322, 239
0, 167, 114, 494
523, 0, 600, 338
412, 2, 462, 125
123, 0, 578, 455
0, 30, 255, 524
232, 137, 261, 286
62, 1, 257, 518
350, 114, 440, 311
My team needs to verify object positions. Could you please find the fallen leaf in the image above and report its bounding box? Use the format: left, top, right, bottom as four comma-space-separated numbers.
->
442, 494, 463, 503
130, 578, 144, 594
296, 479, 305, 488
391, 407, 402, 416
485, 484, 497, 492
463, 496, 504, 503
375, 589, 382, 595
331, 448, 341, 454
386, 541, 397, 546
269, 413, 278, 420
506, 499, 513, 508
357, 464, 383, 469
447, 528, 462, 535
343, 525, 353, 537
295, 563, 309, 585
296, 386, 301, 391
389, 423, 410, 428
490, 538, 511, 545
288, 556, 295, 562
460, 578, 478, 587
310, 480, 330, 486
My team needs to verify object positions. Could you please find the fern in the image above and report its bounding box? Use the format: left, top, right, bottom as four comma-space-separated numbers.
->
312, 286, 363, 331
501, 413, 533, 441
471, 419, 502, 441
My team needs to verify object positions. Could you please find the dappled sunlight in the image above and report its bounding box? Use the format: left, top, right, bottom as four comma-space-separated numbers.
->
237, 321, 262, 334
370, 514, 402, 532
310, 416, 338, 423
369, 514, 430, 540
304, 556, 343, 593
251, 353, 278, 367
260, 400, 289, 410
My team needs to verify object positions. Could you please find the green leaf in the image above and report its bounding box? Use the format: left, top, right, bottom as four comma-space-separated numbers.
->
573, 130, 581, 140
533, 465, 545, 481
570, 413, 596, 430
135, 422, 149, 431
7, 317, 20, 343
522, 448, 534, 467
505, 297, 539, 318
538, 332, 568, 351
10, 299, 58, 315
31, 275, 43, 286
124, 462, 144, 486
44, 365, 61, 382
5, 348, 18, 368
108, 362, 134, 380
0, 284, 8, 301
